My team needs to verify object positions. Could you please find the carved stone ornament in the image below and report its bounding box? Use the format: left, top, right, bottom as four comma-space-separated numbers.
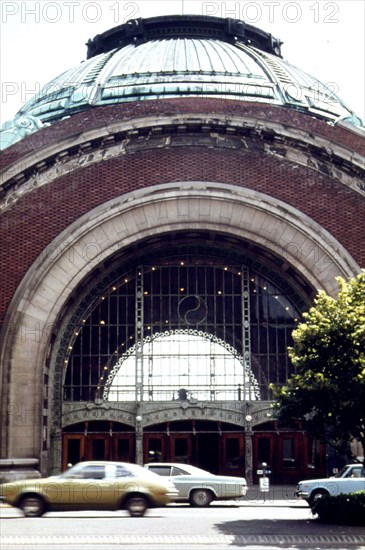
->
0, 114, 45, 150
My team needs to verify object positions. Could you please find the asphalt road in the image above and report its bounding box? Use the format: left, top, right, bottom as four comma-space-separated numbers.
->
1, 497, 365, 550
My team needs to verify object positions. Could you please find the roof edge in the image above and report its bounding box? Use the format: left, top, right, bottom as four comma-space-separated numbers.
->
86, 14, 283, 59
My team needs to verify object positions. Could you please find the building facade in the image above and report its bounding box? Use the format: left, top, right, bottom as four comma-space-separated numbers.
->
1, 15, 364, 484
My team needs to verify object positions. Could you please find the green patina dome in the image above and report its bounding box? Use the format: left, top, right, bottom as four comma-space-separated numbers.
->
1, 15, 362, 149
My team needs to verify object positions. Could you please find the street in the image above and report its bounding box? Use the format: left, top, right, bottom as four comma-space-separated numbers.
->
1, 497, 364, 550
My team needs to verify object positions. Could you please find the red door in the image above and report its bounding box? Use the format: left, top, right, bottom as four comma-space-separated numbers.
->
112, 435, 134, 462
169, 434, 192, 463
144, 434, 167, 463
86, 434, 110, 461
253, 434, 277, 483
221, 434, 245, 476
62, 434, 85, 470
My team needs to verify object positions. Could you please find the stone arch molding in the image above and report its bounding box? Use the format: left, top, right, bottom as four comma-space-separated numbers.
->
1, 181, 360, 458
61, 401, 273, 430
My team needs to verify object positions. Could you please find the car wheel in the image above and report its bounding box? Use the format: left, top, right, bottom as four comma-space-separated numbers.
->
190, 489, 213, 507
309, 489, 329, 507
19, 495, 45, 517
126, 495, 148, 517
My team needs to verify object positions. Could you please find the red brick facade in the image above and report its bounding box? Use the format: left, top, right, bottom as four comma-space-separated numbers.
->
1, 99, 364, 326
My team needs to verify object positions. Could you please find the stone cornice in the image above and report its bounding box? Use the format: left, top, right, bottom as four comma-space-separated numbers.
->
61, 400, 274, 429
1, 114, 364, 212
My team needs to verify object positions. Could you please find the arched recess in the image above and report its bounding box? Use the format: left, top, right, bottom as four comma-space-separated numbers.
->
0, 181, 360, 467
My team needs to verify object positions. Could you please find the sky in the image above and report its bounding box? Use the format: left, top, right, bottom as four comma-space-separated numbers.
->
1, 0, 364, 125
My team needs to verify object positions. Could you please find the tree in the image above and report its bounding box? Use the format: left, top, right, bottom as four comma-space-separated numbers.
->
271, 271, 365, 463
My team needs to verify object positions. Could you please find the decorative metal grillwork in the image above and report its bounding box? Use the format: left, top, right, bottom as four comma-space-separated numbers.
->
135, 266, 144, 402
63, 261, 301, 402
103, 329, 260, 401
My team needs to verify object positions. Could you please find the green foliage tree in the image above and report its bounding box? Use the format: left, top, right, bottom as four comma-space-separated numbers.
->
271, 271, 365, 463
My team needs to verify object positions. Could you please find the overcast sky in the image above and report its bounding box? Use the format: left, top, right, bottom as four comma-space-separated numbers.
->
1, 0, 364, 125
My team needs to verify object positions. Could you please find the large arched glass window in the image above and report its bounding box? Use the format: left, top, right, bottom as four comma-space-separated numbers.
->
63, 260, 302, 402
105, 331, 260, 401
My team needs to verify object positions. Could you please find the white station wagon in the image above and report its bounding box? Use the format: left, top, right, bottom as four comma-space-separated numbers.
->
144, 462, 247, 506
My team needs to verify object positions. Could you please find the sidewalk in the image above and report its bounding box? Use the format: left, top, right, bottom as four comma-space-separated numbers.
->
243, 485, 300, 506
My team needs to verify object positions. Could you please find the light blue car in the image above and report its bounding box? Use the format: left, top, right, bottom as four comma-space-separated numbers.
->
144, 462, 247, 506
296, 464, 365, 506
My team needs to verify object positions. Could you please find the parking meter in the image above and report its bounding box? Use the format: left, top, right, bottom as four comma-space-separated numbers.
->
257, 462, 270, 501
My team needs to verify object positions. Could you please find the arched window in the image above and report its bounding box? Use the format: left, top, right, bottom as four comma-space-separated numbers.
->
63, 259, 303, 402
105, 330, 260, 401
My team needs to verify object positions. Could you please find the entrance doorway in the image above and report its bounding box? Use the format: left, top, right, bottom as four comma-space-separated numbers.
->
62, 421, 134, 470
144, 420, 244, 474
252, 426, 326, 483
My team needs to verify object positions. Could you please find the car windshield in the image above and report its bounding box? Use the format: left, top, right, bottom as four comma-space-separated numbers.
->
333, 465, 351, 478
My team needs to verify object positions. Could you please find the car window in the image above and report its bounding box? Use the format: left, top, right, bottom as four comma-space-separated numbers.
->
349, 467, 363, 478
334, 465, 349, 478
105, 465, 117, 478
147, 466, 172, 476
171, 466, 189, 476
81, 465, 106, 479
115, 465, 134, 477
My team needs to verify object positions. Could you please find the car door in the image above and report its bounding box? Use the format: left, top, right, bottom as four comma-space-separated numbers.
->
340, 466, 365, 494
169, 466, 196, 500
59, 464, 109, 510
146, 465, 188, 500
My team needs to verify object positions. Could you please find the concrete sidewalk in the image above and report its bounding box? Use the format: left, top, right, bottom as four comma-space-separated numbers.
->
244, 485, 300, 505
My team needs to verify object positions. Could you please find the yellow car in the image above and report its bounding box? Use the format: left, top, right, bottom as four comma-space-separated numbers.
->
0, 461, 178, 517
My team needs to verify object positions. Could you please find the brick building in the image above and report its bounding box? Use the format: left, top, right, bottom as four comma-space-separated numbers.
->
0, 15, 364, 484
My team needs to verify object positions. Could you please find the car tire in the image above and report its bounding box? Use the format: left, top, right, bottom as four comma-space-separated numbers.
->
309, 489, 329, 507
19, 495, 45, 517
125, 495, 148, 517
190, 489, 213, 507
